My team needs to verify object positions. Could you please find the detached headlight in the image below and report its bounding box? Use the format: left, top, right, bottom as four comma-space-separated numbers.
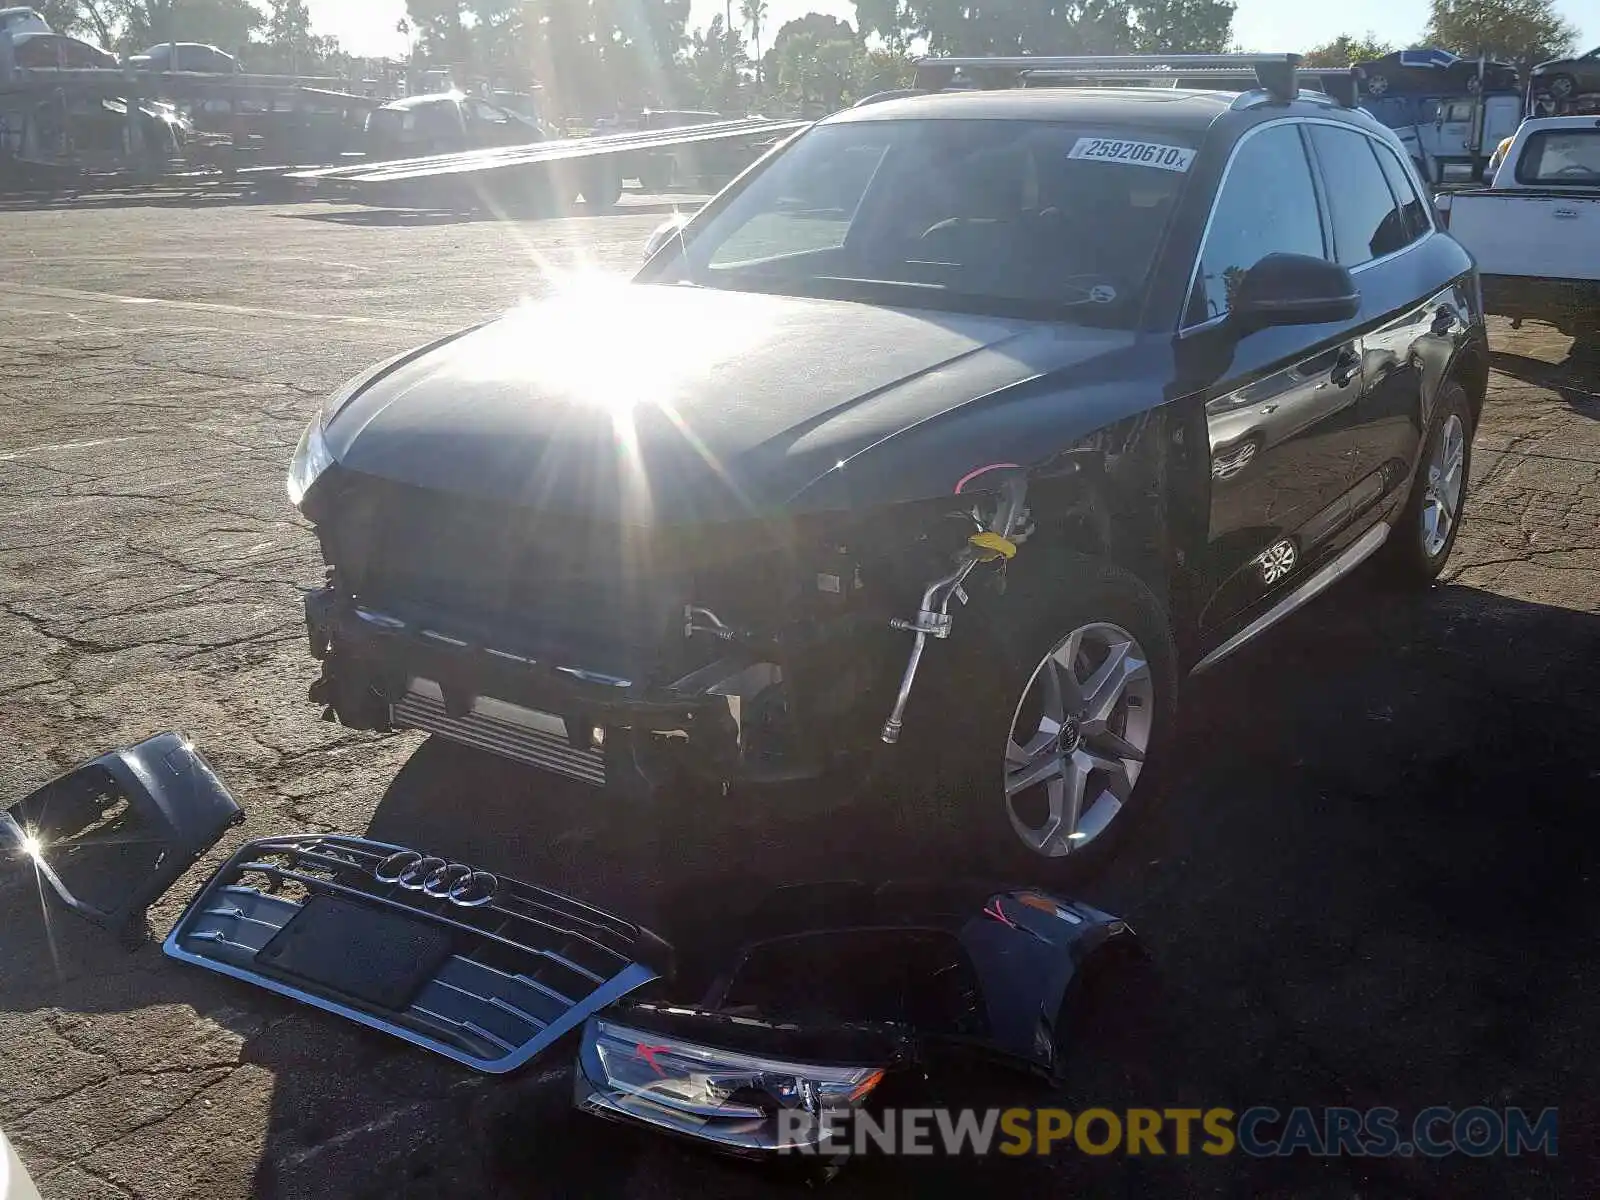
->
286, 411, 335, 508
577, 1016, 886, 1154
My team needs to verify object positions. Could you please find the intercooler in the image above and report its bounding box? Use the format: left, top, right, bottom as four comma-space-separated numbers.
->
391, 679, 606, 787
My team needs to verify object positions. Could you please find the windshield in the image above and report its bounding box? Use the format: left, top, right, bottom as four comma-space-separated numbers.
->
650, 118, 1194, 324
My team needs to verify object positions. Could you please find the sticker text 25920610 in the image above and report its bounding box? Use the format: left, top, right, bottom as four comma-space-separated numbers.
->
1068, 137, 1196, 173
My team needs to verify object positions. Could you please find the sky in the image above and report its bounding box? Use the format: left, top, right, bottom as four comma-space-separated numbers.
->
308, 0, 1600, 61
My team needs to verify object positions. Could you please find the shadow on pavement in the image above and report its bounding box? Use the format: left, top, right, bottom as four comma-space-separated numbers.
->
0, 183, 313, 213
1491, 345, 1600, 418
5, 578, 1596, 1198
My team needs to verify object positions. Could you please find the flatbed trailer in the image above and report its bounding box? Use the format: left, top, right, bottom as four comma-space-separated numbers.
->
286, 116, 809, 211
0, 66, 382, 185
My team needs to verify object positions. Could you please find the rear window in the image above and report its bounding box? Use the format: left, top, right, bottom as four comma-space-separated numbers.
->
1515, 129, 1600, 185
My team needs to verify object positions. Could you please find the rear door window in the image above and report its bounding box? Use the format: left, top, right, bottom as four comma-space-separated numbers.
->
1306, 125, 1409, 265
1372, 140, 1433, 242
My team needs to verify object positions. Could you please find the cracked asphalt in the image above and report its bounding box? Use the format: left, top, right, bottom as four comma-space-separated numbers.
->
1, 194, 1598, 1200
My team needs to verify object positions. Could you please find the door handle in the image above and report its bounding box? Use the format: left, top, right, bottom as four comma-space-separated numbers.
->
1553, 208, 1579, 219
1330, 350, 1361, 388
1431, 305, 1459, 337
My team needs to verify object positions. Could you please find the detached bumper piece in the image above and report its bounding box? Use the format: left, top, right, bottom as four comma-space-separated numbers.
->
1, 733, 244, 936
163, 834, 671, 1073
573, 881, 1136, 1165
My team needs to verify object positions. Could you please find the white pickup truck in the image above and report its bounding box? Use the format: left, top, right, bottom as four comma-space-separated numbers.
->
1436, 115, 1600, 341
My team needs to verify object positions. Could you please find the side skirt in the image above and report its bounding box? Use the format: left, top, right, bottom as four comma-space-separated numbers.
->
1188, 521, 1390, 676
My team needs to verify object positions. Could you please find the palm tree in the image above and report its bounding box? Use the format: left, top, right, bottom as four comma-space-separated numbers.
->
739, 0, 769, 83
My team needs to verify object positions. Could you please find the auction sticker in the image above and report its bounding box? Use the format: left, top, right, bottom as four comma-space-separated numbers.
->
1069, 137, 1196, 172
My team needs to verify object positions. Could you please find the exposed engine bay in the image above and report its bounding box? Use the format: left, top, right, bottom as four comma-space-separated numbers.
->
300, 467, 1039, 790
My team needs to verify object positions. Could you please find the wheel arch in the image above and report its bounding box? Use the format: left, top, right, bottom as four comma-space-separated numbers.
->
1448, 342, 1490, 431
1021, 410, 1179, 614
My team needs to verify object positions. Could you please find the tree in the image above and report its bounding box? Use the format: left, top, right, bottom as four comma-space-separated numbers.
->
37, 0, 115, 43
772, 12, 856, 50
854, 0, 1236, 59
110, 0, 265, 52
1302, 32, 1396, 67
684, 13, 748, 110
740, 0, 768, 81
263, 0, 315, 66
776, 30, 863, 109
861, 45, 916, 92
1423, 0, 1579, 74
403, 0, 471, 67
1129, 0, 1235, 54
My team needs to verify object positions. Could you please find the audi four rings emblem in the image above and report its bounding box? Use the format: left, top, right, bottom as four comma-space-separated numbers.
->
374, 850, 498, 907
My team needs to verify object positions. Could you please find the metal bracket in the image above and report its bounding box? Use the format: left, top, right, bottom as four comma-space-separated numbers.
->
879, 473, 1030, 743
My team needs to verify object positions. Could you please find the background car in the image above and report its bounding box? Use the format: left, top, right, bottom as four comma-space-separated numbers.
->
1355, 48, 1517, 98
127, 42, 240, 74
0, 6, 49, 36
11, 31, 118, 69
2, 1125, 42, 1200
364, 93, 543, 157
1530, 46, 1600, 100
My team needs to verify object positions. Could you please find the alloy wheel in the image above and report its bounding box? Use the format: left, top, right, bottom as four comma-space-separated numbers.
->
1422, 413, 1466, 558
1003, 621, 1153, 858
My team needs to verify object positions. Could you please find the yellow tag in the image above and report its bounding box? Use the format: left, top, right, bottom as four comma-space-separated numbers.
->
969, 531, 1017, 561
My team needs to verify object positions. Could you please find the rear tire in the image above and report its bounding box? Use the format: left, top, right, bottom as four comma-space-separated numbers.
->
1549, 73, 1577, 99
580, 162, 623, 211
638, 154, 675, 193
1380, 379, 1472, 586
901, 552, 1179, 886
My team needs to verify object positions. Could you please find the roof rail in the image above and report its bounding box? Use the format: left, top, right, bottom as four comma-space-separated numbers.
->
913, 53, 1310, 105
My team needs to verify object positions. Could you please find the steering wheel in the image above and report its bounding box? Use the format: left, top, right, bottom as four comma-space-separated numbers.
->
1553, 164, 1597, 177
1054, 273, 1121, 304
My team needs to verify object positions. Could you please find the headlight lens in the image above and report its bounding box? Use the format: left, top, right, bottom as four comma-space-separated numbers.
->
578, 1017, 885, 1153
286, 412, 335, 508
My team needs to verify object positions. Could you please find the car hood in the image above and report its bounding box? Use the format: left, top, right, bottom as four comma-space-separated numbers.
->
323, 283, 1139, 521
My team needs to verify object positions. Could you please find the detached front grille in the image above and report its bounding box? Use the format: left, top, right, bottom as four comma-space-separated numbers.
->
392, 681, 607, 787
164, 834, 669, 1072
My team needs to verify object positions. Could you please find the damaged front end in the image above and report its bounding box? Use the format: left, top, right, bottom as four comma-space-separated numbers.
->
296, 467, 1035, 791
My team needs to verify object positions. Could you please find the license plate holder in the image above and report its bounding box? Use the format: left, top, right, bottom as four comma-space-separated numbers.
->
258, 894, 455, 1011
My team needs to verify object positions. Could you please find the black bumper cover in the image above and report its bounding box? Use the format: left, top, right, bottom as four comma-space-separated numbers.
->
305, 587, 741, 736
2, 732, 244, 935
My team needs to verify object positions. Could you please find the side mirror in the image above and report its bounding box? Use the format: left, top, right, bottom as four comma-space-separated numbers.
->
643, 212, 691, 261
1230, 253, 1360, 331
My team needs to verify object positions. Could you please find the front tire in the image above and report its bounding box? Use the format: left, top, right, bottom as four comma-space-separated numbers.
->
1381, 379, 1472, 585
904, 552, 1179, 885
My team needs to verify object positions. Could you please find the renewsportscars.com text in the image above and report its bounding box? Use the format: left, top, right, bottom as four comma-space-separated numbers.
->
778, 1106, 1558, 1158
